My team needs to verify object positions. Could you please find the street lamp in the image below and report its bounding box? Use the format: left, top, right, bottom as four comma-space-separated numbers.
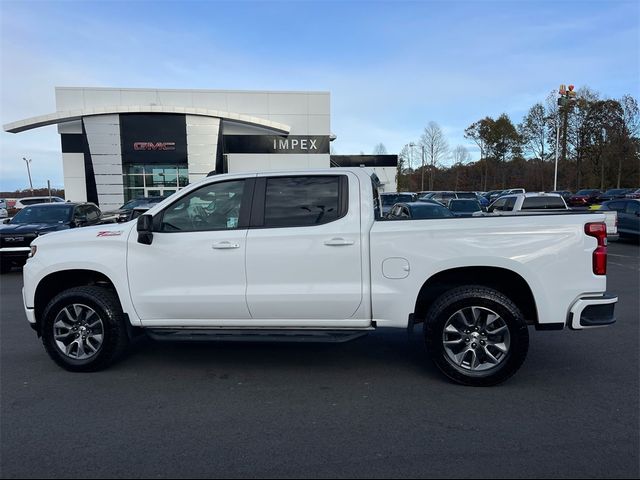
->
409, 143, 426, 191
23, 157, 34, 195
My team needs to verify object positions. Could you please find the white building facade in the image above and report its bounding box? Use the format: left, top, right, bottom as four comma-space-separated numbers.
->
4, 87, 396, 209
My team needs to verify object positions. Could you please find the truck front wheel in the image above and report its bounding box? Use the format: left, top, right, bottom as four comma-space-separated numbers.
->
424, 286, 529, 386
41, 286, 130, 372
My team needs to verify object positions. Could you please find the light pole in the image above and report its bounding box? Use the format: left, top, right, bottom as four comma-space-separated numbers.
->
23, 157, 34, 195
409, 143, 426, 191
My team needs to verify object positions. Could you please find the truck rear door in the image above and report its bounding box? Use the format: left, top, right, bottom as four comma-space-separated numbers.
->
245, 173, 364, 320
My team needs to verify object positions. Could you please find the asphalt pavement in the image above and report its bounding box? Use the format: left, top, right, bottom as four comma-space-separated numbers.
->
1, 241, 638, 478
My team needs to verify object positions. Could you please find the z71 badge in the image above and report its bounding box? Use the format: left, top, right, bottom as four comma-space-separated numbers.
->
96, 231, 123, 237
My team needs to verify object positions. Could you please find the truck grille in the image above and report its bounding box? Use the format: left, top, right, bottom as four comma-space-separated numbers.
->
0, 234, 36, 248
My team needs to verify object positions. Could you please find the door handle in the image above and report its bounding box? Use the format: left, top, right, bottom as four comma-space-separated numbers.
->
324, 238, 355, 246
212, 241, 240, 249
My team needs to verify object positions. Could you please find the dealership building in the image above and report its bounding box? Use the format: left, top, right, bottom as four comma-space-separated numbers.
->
4, 87, 397, 210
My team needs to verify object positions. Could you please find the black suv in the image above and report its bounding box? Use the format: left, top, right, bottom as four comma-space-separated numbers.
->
0, 202, 102, 273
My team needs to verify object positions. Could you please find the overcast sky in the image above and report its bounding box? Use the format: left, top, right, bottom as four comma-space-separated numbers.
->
1, 0, 638, 191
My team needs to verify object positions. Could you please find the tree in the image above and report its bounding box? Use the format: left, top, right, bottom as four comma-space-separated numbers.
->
580, 100, 624, 189
519, 103, 552, 189
519, 103, 549, 161
485, 114, 522, 188
372, 143, 387, 155
419, 122, 449, 190
618, 95, 640, 188
464, 118, 492, 190
451, 145, 471, 190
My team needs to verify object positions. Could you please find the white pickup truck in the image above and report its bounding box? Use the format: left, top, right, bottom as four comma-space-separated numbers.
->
22, 168, 617, 386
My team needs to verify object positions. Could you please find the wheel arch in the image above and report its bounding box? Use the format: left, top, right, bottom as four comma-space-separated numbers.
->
413, 266, 538, 326
33, 269, 122, 336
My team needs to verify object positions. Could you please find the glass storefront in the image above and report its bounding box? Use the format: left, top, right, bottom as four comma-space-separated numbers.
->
123, 164, 189, 202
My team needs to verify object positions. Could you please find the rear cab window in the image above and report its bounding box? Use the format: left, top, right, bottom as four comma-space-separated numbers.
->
521, 196, 566, 210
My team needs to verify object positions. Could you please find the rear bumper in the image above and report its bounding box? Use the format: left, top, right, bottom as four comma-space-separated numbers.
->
568, 294, 617, 330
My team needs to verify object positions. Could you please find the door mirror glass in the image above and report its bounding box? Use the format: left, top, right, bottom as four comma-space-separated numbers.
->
137, 214, 154, 245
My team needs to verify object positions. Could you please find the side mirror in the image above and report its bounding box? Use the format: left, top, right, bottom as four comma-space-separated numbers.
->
137, 214, 154, 245
2, 218, 10, 224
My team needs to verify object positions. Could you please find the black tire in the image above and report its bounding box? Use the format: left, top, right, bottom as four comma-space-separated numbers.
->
424, 285, 529, 386
41, 286, 130, 372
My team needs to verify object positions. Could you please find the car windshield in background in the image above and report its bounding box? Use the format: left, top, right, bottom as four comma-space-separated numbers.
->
576, 189, 598, 195
455, 193, 477, 199
120, 198, 163, 210
10, 205, 72, 224
381, 194, 414, 206
449, 200, 480, 212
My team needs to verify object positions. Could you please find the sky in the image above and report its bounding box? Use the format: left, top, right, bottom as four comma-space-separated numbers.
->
1, 0, 638, 191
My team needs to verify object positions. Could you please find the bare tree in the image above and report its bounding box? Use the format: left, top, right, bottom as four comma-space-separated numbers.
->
373, 143, 388, 155
451, 145, 471, 190
419, 122, 449, 190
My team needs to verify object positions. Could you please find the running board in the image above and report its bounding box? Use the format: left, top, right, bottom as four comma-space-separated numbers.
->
146, 328, 373, 343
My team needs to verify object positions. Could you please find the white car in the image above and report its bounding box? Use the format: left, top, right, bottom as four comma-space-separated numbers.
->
0, 207, 8, 219
14, 196, 65, 210
487, 193, 618, 240
22, 168, 617, 386
487, 192, 568, 213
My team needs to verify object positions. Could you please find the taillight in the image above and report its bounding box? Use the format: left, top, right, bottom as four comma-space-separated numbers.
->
585, 222, 607, 275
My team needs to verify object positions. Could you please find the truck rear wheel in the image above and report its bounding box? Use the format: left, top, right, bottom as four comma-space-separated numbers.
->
424, 286, 529, 386
41, 286, 130, 372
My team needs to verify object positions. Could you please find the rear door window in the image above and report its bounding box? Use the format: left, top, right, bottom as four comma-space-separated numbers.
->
262, 176, 346, 228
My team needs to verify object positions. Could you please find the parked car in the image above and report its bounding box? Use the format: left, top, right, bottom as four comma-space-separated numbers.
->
596, 188, 633, 203
448, 199, 482, 217
0, 202, 102, 273
386, 202, 454, 220
0, 207, 7, 219
567, 189, 602, 207
487, 193, 568, 214
421, 191, 457, 207
14, 196, 65, 210
601, 199, 640, 239
624, 188, 640, 199
380, 192, 417, 216
489, 193, 618, 240
484, 190, 505, 202
23, 168, 617, 386
102, 196, 166, 223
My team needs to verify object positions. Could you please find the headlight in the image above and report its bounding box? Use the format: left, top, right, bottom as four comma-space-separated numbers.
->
28, 245, 37, 258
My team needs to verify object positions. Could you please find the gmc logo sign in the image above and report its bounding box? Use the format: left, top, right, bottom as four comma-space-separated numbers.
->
134, 142, 176, 151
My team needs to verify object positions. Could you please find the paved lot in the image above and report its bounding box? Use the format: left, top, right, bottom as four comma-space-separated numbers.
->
1, 241, 638, 478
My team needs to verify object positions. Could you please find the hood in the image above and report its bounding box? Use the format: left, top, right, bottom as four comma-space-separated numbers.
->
32, 221, 133, 248
0, 223, 70, 235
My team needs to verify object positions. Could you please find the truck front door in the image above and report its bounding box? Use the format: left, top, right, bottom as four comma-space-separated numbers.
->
127, 178, 254, 322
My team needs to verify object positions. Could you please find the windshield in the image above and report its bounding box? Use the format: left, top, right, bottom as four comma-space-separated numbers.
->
10, 205, 73, 224
576, 190, 597, 195
119, 198, 162, 210
381, 194, 414, 206
604, 189, 626, 195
